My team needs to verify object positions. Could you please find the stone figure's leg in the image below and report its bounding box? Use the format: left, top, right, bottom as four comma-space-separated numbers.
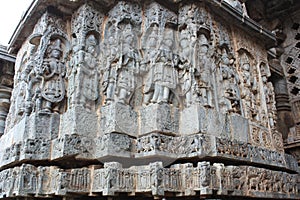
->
151, 84, 161, 103
143, 92, 153, 105
118, 88, 127, 104
106, 81, 115, 104
162, 87, 170, 103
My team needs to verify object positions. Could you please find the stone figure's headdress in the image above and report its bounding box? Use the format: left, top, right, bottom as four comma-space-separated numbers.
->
149, 24, 159, 40
180, 29, 190, 41
123, 23, 134, 40
198, 33, 209, 47
86, 34, 97, 46
49, 38, 63, 52
163, 28, 174, 40
240, 53, 250, 65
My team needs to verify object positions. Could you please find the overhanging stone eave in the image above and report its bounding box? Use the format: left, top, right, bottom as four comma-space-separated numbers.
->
0, 52, 16, 63
7, 0, 88, 54
8, 0, 277, 54
208, 0, 277, 49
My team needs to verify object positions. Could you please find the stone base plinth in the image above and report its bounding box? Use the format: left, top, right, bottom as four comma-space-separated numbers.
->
179, 104, 222, 136
60, 106, 98, 137
100, 103, 138, 137
27, 112, 60, 140
180, 105, 249, 143
140, 103, 179, 136
0, 161, 298, 199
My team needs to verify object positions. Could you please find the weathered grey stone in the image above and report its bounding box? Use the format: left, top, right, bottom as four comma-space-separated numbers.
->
27, 112, 60, 140
140, 104, 179, 136
229, 113, 249, 143
0, 0, 299, 200
60, 106, 98, 137
100, 102, 138, 137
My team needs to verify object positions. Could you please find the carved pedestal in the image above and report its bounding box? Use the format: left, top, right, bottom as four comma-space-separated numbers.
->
229, 114, 249, 143
27, 112, 60, 140
100, 103, 138, 137
179, 104, 222, 136
140, 104, 179, 136
60, 106, 98, 137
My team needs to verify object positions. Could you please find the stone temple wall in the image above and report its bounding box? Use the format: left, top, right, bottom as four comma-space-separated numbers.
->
0, 0, 299, 199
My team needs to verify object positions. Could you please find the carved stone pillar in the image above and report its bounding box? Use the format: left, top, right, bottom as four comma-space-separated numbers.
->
0, 46, 15, 136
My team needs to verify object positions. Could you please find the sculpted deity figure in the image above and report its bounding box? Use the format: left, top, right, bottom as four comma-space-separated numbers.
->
40, 38, 66, 112
239, 53, 258, 120
178, 29, 200, 107
198, 34, 213, 107
24, 45, 44, 115
142, 25, 160, 105
199, 161, 210, 188
151, 29, 178, 104
219, 47, 241, 113
116, 24, 140, 104
70, 34, 99, 110
102, 26, 120, 104
262, 74, 277, 128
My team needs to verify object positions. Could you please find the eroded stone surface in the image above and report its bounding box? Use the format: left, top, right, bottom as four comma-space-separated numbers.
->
0, 0, 299, 199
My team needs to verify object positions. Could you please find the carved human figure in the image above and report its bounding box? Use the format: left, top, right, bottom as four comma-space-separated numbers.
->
218, 47, 240, 113
178, 29, 199, 107
67, 36, 83, 107
116, 24, 140, 104
262, 74, 277, 129
232, 167, 246, 191
102, 26, 120, 104
199, 161, 210, 188
151, 29, 178, 104
71, 34, 99, 110
240, 53, 258, 120
142, 25, 159, 105
198, 34, 213, 107
24, 46, 44, 115
40, 38, 66, 112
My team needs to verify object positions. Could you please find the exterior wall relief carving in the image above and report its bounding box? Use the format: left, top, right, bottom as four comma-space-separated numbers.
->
0, 1, 299, 199
0, 162, 298, 198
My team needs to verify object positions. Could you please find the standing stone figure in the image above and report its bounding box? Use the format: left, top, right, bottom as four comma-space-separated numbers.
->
218, 47, 240, 113
67, 36, 82, 107
116, 24, 140, 104
40, 38, 66, 112
240, 53, 258, 120
178, 29, 199, 107
198, 34, 213, 107
102, 26, 120, 104
151, 29, 178, 104
142, 25, 159, 105
72, 34, 99, 110
262, 74, 277, 128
